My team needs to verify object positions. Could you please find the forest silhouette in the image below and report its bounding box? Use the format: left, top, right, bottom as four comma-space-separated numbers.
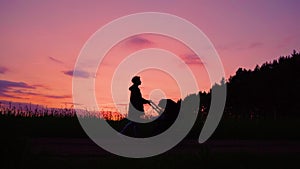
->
224, 50, 300, 120
189, 49, 300, 121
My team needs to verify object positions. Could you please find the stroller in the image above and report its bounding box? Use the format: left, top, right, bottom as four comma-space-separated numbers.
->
149, 99, 180, 135
120, 99, 180, 137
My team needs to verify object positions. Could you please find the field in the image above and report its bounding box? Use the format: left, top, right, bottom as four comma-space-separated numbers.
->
1, 114, 300, 169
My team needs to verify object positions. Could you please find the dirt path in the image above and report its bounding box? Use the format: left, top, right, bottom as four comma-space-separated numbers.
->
29, 137, 300, 156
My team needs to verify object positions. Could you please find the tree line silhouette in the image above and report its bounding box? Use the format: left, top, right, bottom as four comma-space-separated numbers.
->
221, 50, 300, 120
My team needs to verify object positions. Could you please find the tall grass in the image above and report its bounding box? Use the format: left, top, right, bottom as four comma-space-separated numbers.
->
0, 101, 125, 121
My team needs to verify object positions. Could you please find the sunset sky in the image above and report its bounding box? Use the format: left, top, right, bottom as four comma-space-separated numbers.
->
0, 0, 299, 111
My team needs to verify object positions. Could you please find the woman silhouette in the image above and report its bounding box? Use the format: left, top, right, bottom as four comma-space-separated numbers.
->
121, 76, 150, 136
128, 76, 150, 121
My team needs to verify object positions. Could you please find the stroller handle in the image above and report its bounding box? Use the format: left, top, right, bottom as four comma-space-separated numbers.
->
149, 100, 163, 114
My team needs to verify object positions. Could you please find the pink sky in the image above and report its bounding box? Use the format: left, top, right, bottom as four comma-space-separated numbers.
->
0, 0, 299, 110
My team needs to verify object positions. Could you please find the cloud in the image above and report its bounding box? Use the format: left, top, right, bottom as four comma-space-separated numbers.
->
0, 66, 8, 74
48, 56, 64, 64
126, 36, 153, 46
181, 54, 204, 65
276, 35, 296, 48
13, 90, 40, 96
0, 92, 23, 99
0, 80, 35, 98
0, 80, 35, 90
61, 101, 83, 106
0, 80, 71, 100
62, 69, 91, 78
13, 89, 71, 99
32, 84, 51, 90
248, 42, 263, 49
43, 94, 71, 99
217, 41, 264, 51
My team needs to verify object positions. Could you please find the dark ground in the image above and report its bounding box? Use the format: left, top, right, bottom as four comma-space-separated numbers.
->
2, 137, 300, 169
1, 116, 300, 169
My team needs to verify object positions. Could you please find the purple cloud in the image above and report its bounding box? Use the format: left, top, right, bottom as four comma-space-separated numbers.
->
0, 80, 35, 98
126, 36, 153, 46
276, 35, 296, 48
217, 41, 264, 51
0, 92, 23, 99
0, 80, 71, 102
13, 90, 40, 96
48, 56, 64, 64
13, 89, 71, 99
61, 101, 83, 106
63, 69, 91, 78
0, 66, 8, 74
181, 54, 204, 65
249, 42, 263, 49
43, 94, 71, 99
0, 80, 35, 89
0, 81, 71, 100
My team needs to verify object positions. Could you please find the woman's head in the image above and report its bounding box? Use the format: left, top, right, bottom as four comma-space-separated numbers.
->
131, 76, 141, 85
